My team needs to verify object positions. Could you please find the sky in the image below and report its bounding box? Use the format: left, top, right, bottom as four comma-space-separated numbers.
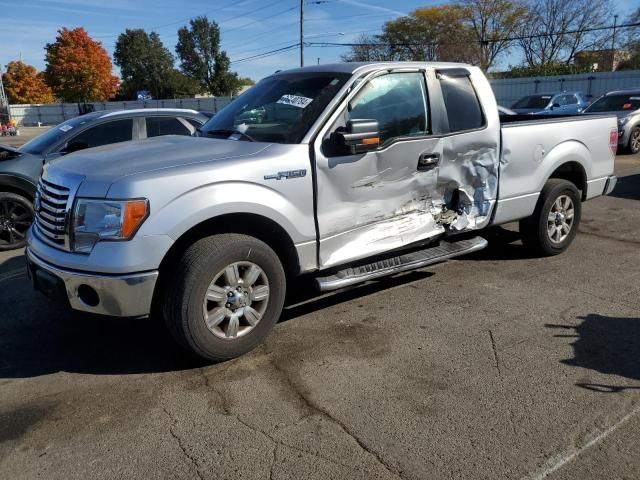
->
0, 0, 636, 83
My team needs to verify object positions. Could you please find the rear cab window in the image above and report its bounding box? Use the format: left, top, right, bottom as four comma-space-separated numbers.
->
437, 72, 485, 133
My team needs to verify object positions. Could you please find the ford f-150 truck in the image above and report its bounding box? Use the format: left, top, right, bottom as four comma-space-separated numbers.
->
25, 62, 618, 361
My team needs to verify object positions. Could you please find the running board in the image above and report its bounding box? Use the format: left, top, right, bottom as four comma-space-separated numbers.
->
315, 236, 487, 292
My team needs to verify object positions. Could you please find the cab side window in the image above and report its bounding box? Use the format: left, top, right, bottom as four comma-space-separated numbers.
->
146, 116, 193, 137
348, 72, 429, 146
64, 119, 133, 152
438, 74, 484, 133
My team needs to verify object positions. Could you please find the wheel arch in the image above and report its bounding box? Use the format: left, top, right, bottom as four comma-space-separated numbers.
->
547, 160, 587, 201
0, 174, 37, 201
158, 212, 301, 279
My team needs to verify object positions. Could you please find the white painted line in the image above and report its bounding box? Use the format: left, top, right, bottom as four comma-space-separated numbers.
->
523, 404, 640, 480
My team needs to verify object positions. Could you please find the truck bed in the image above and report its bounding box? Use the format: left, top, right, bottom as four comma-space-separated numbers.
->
493, 113, 617, 225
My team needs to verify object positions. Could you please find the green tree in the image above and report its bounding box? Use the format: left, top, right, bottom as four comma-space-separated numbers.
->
175, 16, 240, 96
114, 29, 185, 99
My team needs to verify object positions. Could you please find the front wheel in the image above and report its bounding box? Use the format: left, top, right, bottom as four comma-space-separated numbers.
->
519, 179, 582, 256
162, 234, 286, 362
0, 192, 34, 251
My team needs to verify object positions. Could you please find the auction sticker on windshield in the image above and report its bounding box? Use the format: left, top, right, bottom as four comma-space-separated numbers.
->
59, 125, 73, 132
277, 95, 313, 109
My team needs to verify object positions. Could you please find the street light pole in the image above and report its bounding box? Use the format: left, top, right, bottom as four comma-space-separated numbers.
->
611, 14, 618, 72
300, 0, 304, 67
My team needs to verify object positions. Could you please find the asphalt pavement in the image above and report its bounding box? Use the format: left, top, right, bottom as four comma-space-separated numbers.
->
0, 132, 639, 479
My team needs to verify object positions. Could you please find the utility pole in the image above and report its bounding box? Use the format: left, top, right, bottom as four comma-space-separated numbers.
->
300, 0, 304, 67
0, 68, 10, 123
611, 14, 618, 72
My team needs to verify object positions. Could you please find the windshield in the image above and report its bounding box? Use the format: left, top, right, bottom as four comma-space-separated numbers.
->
511, 95, 552, 109
585, 94, 640, 113
20, 115, 96, 154
200, 72, 351, 144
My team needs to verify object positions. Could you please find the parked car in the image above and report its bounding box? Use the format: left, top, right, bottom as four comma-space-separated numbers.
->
582, 89, 640, 154
0, 108, 208, 250
25, 62, 617, 362
511, 92, 590, 115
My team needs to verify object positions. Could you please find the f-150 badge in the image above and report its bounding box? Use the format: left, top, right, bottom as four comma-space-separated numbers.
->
264, 169, 307, 180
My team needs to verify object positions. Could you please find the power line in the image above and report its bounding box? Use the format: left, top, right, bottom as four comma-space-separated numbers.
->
484, 21, 640, 44
231, 43, 300, 64
305, 21, 640, 49
99, 0, 292, 40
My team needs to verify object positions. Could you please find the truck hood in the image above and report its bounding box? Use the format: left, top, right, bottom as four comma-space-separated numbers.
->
49, 135, 272, 185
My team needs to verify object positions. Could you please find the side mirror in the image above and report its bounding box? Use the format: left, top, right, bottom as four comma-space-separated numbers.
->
330, 119, 380, 154
552, 102, 561, 109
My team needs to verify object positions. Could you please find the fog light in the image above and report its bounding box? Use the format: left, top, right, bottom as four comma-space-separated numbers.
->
77, 284, 100, 307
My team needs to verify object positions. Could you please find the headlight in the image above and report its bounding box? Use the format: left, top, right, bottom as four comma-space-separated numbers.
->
72, 198, 149, 253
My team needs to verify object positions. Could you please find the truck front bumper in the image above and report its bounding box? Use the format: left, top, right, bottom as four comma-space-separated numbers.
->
26, 248, 158, 318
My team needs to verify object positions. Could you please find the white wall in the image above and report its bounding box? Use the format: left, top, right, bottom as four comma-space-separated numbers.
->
9, 97, 234, 126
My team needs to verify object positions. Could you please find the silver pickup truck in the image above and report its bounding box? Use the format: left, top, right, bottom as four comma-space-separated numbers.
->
25, 62, 618, 361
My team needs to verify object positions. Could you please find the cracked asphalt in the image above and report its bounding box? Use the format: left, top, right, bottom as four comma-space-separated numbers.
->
0, 131, 639, 479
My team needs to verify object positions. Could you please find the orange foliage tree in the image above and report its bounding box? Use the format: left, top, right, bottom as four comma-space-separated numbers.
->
2, 61, 55, 104
44, 27, 119, 102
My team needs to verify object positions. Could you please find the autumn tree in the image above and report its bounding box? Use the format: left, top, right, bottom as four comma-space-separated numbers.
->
175, 16, 240, 96
114, 29, 199, 99
458, 0, 528, 71
45, 27, 119, 102
2, 61, 55, 104
343, 6, 480, 63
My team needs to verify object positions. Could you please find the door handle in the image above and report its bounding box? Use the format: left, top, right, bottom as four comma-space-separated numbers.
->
417, 153, 440, 171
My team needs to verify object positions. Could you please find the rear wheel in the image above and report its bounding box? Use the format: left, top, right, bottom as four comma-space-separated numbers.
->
163, 234, 286, 362
0, 192, 33, 251
519, 179, 581, 256
628, 126, 640, 154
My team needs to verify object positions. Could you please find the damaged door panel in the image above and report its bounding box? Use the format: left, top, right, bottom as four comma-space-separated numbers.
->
314, 70, 446, 268
314, 67, 501, 268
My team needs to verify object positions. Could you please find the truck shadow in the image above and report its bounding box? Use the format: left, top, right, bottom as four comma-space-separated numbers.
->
464, 227, 538, 261
546, 314, 640, 393
608, 173, 640, 200
0, 254, 431, 379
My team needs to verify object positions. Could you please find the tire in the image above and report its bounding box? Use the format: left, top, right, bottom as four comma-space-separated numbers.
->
519, 179, 582, 256
162, 233, 286, 362
0, 192, 34, 251
628, 126, 640, 155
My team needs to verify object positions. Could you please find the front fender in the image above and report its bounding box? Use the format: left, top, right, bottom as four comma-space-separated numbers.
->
141, 181, 316, 245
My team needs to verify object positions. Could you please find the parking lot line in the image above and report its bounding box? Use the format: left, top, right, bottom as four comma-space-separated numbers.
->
524, 403, 640, 480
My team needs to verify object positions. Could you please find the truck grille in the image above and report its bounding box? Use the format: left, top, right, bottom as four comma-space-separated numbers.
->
34, 179, 70, 249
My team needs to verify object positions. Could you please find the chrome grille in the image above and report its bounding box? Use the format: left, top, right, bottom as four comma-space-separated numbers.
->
34, 178, 70, 249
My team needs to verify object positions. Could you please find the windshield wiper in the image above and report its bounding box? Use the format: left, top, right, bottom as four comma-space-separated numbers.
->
205, 128, 256, 142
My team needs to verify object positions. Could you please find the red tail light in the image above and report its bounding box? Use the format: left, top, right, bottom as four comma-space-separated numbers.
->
609, 129, 618, 157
